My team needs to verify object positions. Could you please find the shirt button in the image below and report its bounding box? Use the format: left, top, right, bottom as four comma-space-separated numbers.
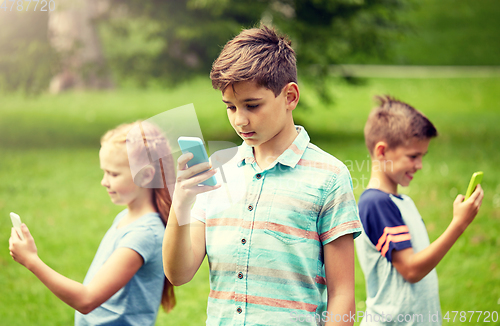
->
256, 173, 262, 179
237, 307, 242, 314
238, 272, 243, 279
247, 205, 253, 211
241, 238, 246, 244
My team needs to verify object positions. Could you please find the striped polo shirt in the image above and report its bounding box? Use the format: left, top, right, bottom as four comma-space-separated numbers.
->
192, 126, 362, 326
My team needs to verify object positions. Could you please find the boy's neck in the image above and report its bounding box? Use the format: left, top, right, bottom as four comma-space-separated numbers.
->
253, 121, 298, 170
367, 165, 399, 195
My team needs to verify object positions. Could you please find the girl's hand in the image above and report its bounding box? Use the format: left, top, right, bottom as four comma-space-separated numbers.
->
9, 224, 39, 270
173, 152, 220, 214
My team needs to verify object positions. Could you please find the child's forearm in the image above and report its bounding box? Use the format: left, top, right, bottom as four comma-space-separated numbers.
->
325, 293, 356, 326
324, 235, 356, 325
394, 189, 483, 283
394, 222, 464, 283
162, 153, 215, 284
27, 257, 95, 314
162, 205, 205, 285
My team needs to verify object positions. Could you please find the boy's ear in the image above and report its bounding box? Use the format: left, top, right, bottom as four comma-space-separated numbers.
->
283, 82, 299, 111
136, 165, 156, 187
373, 141, 388, 160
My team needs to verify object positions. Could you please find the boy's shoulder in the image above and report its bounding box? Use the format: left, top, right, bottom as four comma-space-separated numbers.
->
359, 188, 395, 206
301, 141, 349, 175
358, 188, 403, 222
357, 189, 413, 261
359, 188, 416, 210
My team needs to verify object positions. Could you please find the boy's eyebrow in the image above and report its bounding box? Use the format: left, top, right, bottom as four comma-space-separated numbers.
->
222, 97, 263, 104
242, 97, 263, 102
409, 150, 428, 155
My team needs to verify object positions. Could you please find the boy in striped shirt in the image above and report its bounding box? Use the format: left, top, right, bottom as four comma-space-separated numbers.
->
163, 25, 362, 325
355, 96, 484, 325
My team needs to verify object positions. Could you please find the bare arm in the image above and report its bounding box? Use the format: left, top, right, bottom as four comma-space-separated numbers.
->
162, 209, 207, 285
162, 153, 220, 285
9, 225, 143, 314
324, 234, 356, 326
392, 185, 484, 283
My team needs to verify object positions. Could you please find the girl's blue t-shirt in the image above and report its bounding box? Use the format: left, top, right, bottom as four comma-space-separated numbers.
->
75, 210, 165, 326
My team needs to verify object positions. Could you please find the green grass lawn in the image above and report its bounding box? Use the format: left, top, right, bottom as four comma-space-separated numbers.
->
1, 77, 499, 325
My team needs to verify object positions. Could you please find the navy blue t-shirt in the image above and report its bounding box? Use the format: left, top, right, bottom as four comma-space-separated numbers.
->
358, 188, 412, 262
356, 188, 442, 325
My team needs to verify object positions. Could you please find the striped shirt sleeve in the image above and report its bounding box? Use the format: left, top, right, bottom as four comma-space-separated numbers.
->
358, 190, 412, 262
318, 165, 362, 245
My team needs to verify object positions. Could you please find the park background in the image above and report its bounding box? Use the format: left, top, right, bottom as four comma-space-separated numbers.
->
1, 0, 499, 325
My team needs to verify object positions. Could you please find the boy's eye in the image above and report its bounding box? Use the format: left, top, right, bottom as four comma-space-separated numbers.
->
226, 105, 236, 110
246, 104, 259, 109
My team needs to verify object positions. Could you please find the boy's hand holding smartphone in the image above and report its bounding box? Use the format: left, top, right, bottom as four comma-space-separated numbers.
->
451, 172, 484, 233
178, 137, 217, 187
173, 137, 220, 225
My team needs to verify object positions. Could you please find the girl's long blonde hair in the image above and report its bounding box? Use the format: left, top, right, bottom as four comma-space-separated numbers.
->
101, 120, 176, 312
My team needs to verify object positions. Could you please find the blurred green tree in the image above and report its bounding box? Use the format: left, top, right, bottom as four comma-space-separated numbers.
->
0, 0, 409, 95
101, 0, 409, 100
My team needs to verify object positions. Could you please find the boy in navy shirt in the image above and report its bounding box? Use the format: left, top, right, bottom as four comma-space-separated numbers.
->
356, 96, 484, 325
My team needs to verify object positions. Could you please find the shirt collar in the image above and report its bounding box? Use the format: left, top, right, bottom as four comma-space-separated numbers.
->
237, 126, 310, 169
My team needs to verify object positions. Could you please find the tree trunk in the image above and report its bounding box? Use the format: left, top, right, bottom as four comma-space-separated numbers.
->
48, 0, 112, 93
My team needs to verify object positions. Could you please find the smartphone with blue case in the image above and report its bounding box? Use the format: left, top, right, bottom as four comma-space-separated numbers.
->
177, 137, 217, 186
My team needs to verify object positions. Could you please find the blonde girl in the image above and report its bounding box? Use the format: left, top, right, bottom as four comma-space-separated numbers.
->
9, 121, 176, 325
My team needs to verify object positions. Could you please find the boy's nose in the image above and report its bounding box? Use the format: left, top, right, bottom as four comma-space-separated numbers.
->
234, 110, 249, 127
415, 158, 423, 170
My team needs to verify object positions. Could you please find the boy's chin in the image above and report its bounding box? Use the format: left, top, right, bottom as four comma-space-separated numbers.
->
242, 138, 258, 146
399, 181, 411, 188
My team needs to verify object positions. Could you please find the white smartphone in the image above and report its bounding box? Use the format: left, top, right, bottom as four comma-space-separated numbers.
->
177, 136, 217, 186
10, 212, 24, 240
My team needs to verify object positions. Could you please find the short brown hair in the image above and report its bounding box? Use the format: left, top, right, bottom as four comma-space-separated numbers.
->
210, 25, 297, 97
364, 95, 438, 155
